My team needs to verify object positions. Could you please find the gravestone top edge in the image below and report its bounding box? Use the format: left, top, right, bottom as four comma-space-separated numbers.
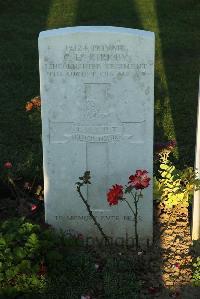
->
39, 26, 155, 40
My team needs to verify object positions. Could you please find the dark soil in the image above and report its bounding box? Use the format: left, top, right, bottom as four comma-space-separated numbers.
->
136, 202, 200, 298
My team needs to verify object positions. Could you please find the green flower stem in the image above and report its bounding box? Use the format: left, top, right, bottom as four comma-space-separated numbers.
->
124, 198, 136, 217
7, 176, 22, 205
7, 175, 19, 202
76, 184, 110, 245
30, 176, 37, 192
124, 193, 139, 248
134, 194, 139, 248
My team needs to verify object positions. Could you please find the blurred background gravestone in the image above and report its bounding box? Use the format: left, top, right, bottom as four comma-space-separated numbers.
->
192, 77, 200, 240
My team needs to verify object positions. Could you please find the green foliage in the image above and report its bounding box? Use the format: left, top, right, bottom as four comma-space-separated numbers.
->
0, 218, 45, 297
192, 257, 200, 286
192, 240, 200, 287
154, 151, 200, 208
0, 218, 140, 298
0, 218, 81, 297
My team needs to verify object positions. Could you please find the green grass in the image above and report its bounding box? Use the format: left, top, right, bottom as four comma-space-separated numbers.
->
0, 0, 200, 178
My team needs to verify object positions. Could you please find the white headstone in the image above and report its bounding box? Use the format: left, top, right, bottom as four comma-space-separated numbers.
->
192, 77, 200, 240
39, 26, 155, 246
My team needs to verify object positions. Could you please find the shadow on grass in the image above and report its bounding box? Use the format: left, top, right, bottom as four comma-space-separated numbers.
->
155, 0, 200, 166
0, 0, 54, 178
0, 0, 81, 179
75, 0, 141, 28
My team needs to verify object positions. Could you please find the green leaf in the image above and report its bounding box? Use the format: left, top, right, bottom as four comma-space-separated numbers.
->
125, 185, 133, 193
14, 247, 26, 260
0, 237, 6, 248
161, 171, 168, 178
83, 171, 91, 183
35, 185, 42, 196
25, 233, 39, 251
5, 268, 17, 280
18, 260, 31, 272
160, 164, 168, 170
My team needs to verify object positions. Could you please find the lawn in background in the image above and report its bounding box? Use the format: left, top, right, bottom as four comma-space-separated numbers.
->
0, 0, 199, 179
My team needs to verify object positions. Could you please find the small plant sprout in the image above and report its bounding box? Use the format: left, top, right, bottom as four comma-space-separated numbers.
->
154, 140, 200, 208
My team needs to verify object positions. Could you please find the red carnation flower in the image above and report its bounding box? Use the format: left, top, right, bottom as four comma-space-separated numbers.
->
166, 139, 176, 150
107, 184, 123, 206
31, 204, 38, 211
129, 170, 150, 190
4, 161, 12, 169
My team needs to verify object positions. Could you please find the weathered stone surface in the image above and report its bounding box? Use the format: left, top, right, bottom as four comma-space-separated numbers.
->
39, 26, 155, 243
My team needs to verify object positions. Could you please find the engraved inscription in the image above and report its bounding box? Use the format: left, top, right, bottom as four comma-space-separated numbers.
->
44, 42, 152, 79
83, 83, 111, 120
55, 215, 134, 221
72, 134, 121, 143
49, 121, 144, 144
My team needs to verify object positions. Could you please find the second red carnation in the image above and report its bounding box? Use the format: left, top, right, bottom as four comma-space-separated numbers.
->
107, 184, 123, 206
129, 170, 150, 190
